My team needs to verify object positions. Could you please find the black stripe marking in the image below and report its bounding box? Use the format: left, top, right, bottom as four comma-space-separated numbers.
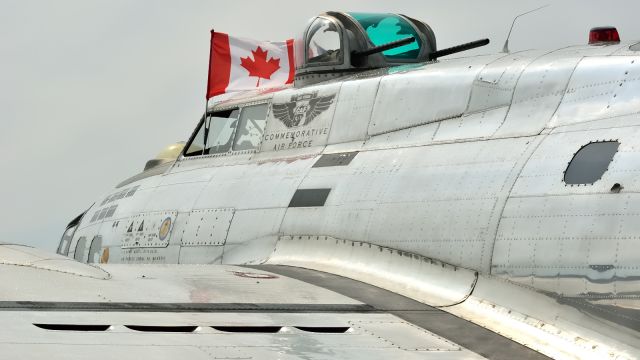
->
296, 326, 350, 333
213, 326, 282, 333
288, 189, 331, 207
313, 152, 358, 168
34, 324, 110, 331
126, 325, 197, 332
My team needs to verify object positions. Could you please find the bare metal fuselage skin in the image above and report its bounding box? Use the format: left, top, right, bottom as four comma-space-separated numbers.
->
64, 43, 640, 358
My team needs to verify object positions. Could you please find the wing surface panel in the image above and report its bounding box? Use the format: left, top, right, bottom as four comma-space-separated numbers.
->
0, 245, 546, 359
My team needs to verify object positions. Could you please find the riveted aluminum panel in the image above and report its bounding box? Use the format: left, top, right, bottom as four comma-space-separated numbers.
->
328, 77, 379, 144
509, 126, 640, 197
191, 157, 315, 210
176, 150, 255, 168
364, 122, 439, 150
120, 211, 177, 249
493, 52, 581, 137
156, 164, 215, 184
550, 56, 640, 127
492, 194, 638, 287
353, 320, 460, 351
368, 56, 498, 136
99, 183, 156, 224
466, 50, 542, 113
178, 245, 224, 264
179, 208, 234, 246
260, 83, 341, 154
142, 182, 210, 213
555, 43, 629, 57
222, 208, 287, 264
433, 107, 508, 142
283, 137, 537, 271
493, 125, 640, 333
551, 112, 640, 133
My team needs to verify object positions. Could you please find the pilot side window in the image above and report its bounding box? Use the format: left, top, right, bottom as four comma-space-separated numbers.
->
206, 109, 239, 153
184, 121, 206, 157
233, 104, 268, 151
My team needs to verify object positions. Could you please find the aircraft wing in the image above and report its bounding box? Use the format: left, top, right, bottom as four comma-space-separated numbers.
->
0, 244, 546, 359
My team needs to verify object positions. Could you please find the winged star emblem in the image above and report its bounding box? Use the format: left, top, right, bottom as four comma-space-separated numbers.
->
271, 91, 335, 128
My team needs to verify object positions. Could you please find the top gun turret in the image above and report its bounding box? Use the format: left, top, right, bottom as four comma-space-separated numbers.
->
294, 12, 436, 85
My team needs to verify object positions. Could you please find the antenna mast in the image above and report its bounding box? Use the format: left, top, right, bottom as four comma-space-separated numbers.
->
502, 5, 549, 53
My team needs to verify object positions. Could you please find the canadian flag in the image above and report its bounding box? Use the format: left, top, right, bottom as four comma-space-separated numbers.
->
206, 31, 295, 99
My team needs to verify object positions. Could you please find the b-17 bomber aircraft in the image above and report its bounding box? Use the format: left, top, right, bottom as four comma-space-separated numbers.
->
3, 11, 640, 360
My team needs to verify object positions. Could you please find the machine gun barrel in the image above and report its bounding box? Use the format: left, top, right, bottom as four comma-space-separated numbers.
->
428, 38, 490, 60
352, 36, 416, 58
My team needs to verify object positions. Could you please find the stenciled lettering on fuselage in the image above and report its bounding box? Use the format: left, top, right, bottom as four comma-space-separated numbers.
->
262, 88, 338, 152
120, 248, 167, 263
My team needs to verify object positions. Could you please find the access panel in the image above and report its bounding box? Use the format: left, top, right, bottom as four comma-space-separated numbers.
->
179, 208, 235, 247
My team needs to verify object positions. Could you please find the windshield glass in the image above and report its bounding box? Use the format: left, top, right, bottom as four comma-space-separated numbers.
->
349, 12, 421, 60
183, 109, 240, 157
184, 121, 206, 156
206, 109, 239, 154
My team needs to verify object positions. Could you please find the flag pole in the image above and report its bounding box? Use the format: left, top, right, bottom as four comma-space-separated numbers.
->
203, 29, 215, 156
203, 99, 208, 156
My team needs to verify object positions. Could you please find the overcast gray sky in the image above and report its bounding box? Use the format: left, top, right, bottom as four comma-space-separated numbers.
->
2, 0, 639, 251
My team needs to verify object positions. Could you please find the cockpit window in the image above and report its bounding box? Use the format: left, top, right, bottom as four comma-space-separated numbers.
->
349, 13, 421, 60
306, 17, 342, 64
206, 109, 239, 154
183, 109, 239, 157
184, 121, 206, 157
233, 104, 268, 151
183, 105, 268, 157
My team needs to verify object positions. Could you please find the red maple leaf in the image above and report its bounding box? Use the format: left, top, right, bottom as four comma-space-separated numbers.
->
240, 46, 281, 87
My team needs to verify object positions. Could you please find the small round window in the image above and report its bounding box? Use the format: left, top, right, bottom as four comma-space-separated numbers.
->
564, 141, 619, 185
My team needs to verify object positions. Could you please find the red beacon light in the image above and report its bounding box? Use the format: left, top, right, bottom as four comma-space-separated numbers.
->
589, 26, 620, 45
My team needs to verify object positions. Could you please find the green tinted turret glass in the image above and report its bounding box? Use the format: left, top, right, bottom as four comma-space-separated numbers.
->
349, 12, 421, 59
